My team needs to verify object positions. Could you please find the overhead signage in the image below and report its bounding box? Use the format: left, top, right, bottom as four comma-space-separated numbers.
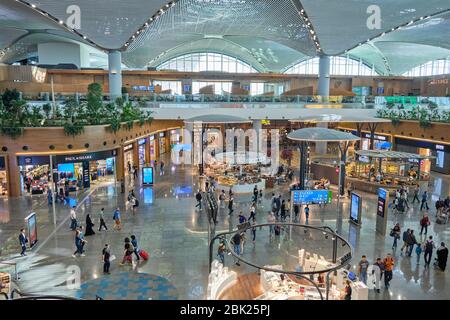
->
138, 138, 146, 145
292, 190, 332, 205
436, 144, 444, 151
123, 144, 133, 152
54, 149, 117, 164
159, 132, 165, 138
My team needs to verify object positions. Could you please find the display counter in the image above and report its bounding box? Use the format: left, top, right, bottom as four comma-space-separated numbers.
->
207, 260, 237, 300
217, 178, 265, 194
346, 177, 397, 195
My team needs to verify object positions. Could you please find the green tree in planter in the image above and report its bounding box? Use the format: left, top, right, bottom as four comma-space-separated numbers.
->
42, 103, 52, 119
418, 108, 432, 129
121, 101, 139, 130
28, 105, 44, 127
2, 88, 20, 108
86, 82, 104, 125
64, 97, 80, 121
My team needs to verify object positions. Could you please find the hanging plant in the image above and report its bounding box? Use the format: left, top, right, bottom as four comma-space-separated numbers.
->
64, 122, 84, 137
108, 115, 121, 133
391, 117, 400, 127
1, 126, 23, 139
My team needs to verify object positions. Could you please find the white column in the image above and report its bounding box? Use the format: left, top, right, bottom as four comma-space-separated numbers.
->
108, 50, 122, 102
318, 55, 330, 98
315, 122, 328, 154
253, 120, 262, 156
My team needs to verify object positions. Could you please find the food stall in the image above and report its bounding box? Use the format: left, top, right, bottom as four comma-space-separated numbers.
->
346, 150, 435, 195
206, 151, 271, 193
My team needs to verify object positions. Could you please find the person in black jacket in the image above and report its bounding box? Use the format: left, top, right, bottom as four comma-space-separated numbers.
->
195, 190, 202, 210
19, 228, 28, 256
102, 244, 111, 274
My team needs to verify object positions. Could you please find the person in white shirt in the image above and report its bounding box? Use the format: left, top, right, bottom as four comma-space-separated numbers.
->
70, 206, 77, 230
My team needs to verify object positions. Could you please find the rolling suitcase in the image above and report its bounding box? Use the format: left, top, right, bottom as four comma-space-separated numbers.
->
139, 249, 149, 261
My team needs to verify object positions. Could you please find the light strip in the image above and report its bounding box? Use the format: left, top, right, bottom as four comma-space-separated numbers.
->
16, 149, 88, 156
121, 1, 178, 51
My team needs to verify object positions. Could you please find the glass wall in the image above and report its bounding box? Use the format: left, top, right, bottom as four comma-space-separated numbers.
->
157, 52, 257, 73
284, 56, 378, 76
402, 59, 450, 77
153, 80, 182, 95
192, 81, 232, 94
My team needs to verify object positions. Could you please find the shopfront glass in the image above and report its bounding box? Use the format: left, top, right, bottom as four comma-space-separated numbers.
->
0, 157, 7, 196
138, 139, 146, 167
19, 157, 50, 195
124, 144, 134, 175
159, 132, 166, 154
418, 148, 432, 174
149, 135, 156, 160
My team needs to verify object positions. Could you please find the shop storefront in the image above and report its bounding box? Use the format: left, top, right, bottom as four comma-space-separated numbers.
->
395, 138, 450, 175
149, 135, 157, 160
138, 138, 146, 167
54, 149, 117, 191
170, 129, 181, 145
18, 156, 50, 195
159, 132, 167, 155
360, 132, 391, 151
0, 157, 7, 196
123, 143, 134, 174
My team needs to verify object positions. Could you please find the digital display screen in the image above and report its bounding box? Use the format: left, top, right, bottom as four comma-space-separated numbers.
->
58, 163, 76, 180
377, 188, 387, 218
143, 188, 153, 204
25, 212, 38, 248
142, 167, 154, 185
350, 193, 360, 223
292, 190, 332, 205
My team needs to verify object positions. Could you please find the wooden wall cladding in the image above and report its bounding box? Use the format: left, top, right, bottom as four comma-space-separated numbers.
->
0, 119, 183, 155
340, 121, 450, 144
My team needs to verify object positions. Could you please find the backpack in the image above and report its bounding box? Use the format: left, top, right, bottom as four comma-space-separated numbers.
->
425, 241, 433, 251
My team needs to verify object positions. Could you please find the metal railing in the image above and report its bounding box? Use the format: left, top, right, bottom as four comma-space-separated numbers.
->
9, 288, 79, 300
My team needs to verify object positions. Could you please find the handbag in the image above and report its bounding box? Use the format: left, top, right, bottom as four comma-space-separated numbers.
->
389, 230, 395, 237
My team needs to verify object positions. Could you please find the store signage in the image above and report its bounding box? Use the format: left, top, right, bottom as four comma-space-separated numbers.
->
150, 135, 155, 141
123, 144, 133, 152
138, 138, 146, 145
261, 119, 271, 125
436, 144, 444, 151
159, 132, 165, 138
131, 85, 153, 91
362, 132, 387, 141
428, 78, 448, 85
292, 190, 332, 205
54, 150, 116, 164
377, 188, 388, 218
18, 156, 50, 166
0, 156, 5, 170
24, 212, 38, 249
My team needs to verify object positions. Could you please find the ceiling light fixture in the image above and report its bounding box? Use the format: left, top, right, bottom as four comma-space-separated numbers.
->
31, 3, 36, 8
59, 20, 64, 24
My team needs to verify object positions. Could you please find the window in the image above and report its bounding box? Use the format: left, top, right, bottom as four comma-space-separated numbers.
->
403, 59, 450, 77
192, 81, 232, 94
153, 81, 182, 95
157, 53, 257, 73
284, 56, 377, 76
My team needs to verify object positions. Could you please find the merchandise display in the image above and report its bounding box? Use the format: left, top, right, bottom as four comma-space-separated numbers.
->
206, 260, 237, 300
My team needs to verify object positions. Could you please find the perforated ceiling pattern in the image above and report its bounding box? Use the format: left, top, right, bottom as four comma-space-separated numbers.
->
33, 0, 169, 49
126, 0, 316, 66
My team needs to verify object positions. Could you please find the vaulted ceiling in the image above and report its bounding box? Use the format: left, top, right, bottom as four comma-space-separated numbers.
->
0, 0, 449, 74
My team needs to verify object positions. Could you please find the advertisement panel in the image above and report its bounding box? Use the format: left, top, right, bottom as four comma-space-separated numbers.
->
142, 167, 154, 186
24, 212, 38, 248
350, 193, 362, 224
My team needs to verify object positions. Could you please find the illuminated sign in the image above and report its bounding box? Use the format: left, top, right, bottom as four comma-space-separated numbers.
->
261, 120, 271, 125
123, 144, 133, 152
292, 190, 332, 205
436, 144, 444, 151
142, 167, 154, 186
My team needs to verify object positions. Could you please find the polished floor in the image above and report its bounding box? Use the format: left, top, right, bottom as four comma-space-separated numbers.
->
0, 155, 449, 300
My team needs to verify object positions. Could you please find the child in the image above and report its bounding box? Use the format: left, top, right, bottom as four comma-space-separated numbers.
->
415, 243, 423, 265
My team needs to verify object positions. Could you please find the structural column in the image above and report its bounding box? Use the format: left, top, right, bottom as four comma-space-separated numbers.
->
318, 54, 331, 99
7, 155, 21, 197
132, 141, 139, 169
108, 50, 122, 102
144, 137, 151, 164
253, 120, 262, 156
115, 146, 125, 182
315, 122, 328, 154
